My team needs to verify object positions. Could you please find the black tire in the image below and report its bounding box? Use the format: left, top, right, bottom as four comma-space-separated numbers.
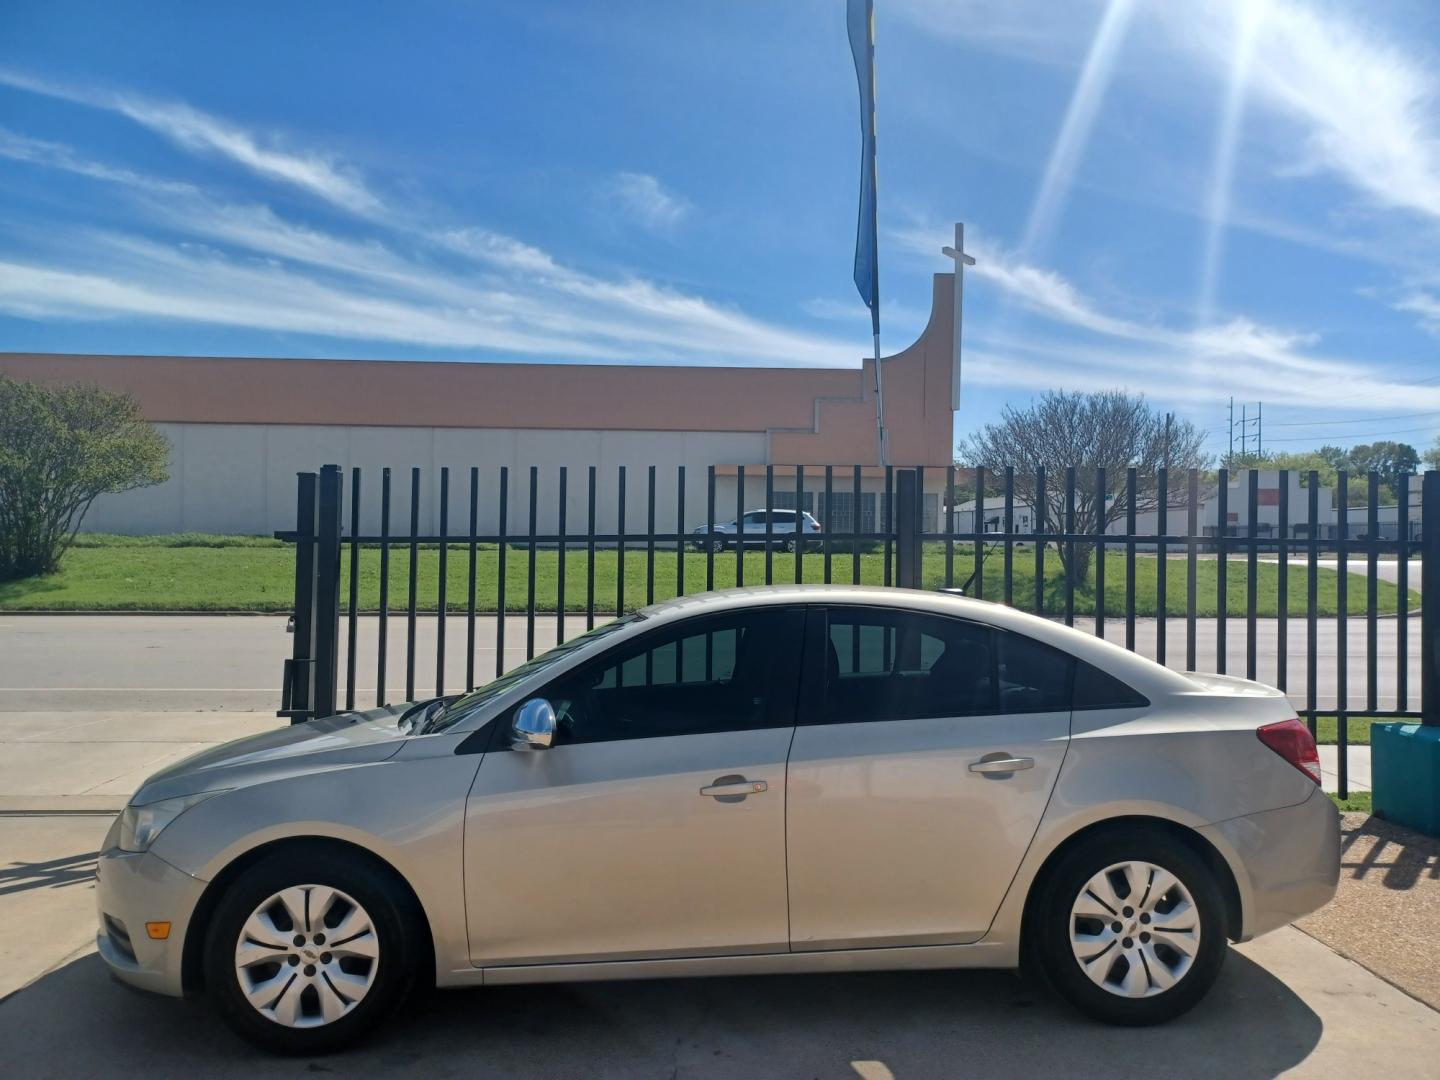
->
203, 847, 423, 1055
1035, 827, 1227, 1026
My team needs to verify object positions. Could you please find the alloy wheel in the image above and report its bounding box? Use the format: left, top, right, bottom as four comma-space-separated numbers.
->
1068, 860, 1200, 998
233, 884, 380, 1028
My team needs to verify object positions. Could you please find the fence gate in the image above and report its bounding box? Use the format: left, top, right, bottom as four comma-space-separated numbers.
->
278, 461, 1438, 800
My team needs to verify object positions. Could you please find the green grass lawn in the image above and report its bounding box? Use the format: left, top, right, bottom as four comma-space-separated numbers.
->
0, 533, 1423, 615
1313, 716, 1380, 746
1328, 791, 1372, 813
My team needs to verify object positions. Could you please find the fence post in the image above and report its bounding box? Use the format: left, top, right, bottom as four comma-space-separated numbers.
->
1424, 470, 1440, 726
896, 468, 922, 590
283, 471, 318, 723
311, 464, 344, 722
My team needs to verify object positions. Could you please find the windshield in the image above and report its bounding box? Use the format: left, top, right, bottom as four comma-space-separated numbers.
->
420, 614, 643, 734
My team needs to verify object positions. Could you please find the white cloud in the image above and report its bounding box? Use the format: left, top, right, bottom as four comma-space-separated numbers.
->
0, 68, 384, 216
0, 137, 862, 366
0, 126, 195, 194
1197, 1, 1440, 224
935, 236, 1440, 409
892, 0, 1105, 67
1394, 292, 1440, 337
605, 172, 691, 233
0, 63, 870, 368
899, 1, 1440, 230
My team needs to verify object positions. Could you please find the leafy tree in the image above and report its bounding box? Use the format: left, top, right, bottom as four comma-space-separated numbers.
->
1219, 443, 1418, 505
0, 375, 169, 580
1345, 441, 1419, 496
959, 390, 1208, 584
1422, 436, 1440, 472
1316, 444, 1351, 474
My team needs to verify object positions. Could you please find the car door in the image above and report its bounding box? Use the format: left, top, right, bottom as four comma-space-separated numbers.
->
465, 605, 805, 967
785, 605, 1072, 951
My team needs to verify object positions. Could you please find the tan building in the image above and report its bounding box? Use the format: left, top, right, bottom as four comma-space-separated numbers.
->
0, 275, 958, 536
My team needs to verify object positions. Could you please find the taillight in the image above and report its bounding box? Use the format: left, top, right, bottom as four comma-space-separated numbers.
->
1257, 718, 1322, 785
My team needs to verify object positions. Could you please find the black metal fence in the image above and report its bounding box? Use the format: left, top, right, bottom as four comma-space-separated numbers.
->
279, 463, 1439, 798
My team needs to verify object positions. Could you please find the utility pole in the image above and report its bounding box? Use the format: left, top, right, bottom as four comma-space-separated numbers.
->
1229, 399, 1264, 462
1164, 412, 1173, 471
1228, 397, 1235, 464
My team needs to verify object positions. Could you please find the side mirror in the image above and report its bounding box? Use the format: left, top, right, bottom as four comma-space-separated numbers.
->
510, 698, 557, 751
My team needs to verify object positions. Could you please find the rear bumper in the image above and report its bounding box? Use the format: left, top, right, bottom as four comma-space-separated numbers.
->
1199, 786, 1340, 941
95, 839, 207, 998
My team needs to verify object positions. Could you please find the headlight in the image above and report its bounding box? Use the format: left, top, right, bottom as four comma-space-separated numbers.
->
117, 791, 226, 853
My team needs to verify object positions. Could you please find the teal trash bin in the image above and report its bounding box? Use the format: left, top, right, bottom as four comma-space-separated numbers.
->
1372, 723, 1440, 836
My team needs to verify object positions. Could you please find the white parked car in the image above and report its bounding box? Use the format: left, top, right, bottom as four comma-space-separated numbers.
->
96, 586, 1338, 1054
691, 508, 822, 551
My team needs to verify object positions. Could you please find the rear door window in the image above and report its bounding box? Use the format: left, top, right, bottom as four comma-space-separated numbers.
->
816, 607, 997, 723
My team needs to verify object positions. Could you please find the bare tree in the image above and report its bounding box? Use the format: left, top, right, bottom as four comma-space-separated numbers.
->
0, 376, 169, 580
959, 390, 1208, 586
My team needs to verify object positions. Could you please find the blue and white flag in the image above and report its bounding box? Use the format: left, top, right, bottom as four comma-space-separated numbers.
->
848, 0, 879, 337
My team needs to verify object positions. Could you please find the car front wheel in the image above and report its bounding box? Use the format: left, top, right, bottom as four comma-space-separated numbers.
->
1036, 828, 1227, 1025
203, 847, 423, 1055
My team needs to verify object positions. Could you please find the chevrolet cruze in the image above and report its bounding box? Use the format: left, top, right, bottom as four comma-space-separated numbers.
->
96, 586, 1339, 1054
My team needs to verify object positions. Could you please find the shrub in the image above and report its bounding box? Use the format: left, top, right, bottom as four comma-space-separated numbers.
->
0, 375, 170, 580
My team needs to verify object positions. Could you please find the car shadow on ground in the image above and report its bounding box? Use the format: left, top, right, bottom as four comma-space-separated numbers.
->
0, 946, 1321, 1079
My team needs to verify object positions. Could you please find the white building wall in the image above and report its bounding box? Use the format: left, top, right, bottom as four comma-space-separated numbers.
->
82, 422, 771, 537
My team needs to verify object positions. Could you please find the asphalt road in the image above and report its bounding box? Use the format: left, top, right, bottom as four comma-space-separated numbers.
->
0, 611, 1422, 715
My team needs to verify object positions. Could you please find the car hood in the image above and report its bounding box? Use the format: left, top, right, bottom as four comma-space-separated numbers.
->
129, 701, 428, 805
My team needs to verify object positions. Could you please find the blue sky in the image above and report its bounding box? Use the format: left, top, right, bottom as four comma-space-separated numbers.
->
3, 0, 1440, 460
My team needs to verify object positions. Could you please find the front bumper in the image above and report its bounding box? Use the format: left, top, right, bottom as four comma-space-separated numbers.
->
95, 826, 207, 998
1198, 786, 1341, 941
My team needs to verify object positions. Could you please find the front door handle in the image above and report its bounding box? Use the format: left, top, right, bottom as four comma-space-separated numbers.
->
968, 755, 1035, 775
700, 776, 767, 798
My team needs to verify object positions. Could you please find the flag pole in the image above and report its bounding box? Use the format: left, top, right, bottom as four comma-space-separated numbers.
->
848, 0, 886, 467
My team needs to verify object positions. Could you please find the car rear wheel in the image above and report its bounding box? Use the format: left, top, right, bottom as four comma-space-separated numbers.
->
1036, 828, 1227, 1025
203, 848, 422, 1055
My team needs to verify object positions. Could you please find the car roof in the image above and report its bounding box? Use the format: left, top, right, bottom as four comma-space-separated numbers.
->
638, 585, 1194, 698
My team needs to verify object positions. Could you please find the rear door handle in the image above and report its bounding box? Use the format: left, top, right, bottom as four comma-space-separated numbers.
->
700, 777, 767, 797
968, 756, 1034, 775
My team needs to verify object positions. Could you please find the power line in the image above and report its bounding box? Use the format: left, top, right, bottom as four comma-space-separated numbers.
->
1267, 408, 1440, 428
1264, 423, 1440, 444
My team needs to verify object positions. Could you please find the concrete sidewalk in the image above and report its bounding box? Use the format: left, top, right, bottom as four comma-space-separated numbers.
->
1, 895, 1437, 1078
0, 711, 280, 812
1319, 744, 1371, 793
